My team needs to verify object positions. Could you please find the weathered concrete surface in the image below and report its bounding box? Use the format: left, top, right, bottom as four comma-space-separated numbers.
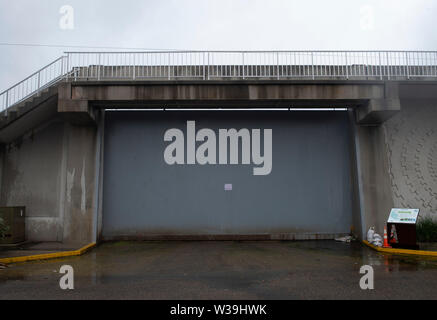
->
356, 99, 401, 124
0, 120, 65, 241
0, 94, 58, 144
61, 124, 97, 244
352, 123, 395, 236
1, 241, 437, 300
398, 82, 437, 100
71, 82, 385, 100
0, 116, 98, 244
354, 98, 437, 235
66, 81, 387, 110
383, 99, 437, 220
58, 82, 96, 124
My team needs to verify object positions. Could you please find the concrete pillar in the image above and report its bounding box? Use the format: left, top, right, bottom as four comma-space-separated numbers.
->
61, 123, 97, 245
352, 120, 395, 236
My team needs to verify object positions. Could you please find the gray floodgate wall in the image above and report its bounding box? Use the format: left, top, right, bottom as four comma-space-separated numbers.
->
102, 111, 354, 239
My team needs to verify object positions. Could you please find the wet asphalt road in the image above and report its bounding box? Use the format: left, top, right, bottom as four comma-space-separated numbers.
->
1, 241, 437, 300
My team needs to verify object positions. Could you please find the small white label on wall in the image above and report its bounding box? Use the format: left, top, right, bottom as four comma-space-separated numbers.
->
224, 184, 233, 191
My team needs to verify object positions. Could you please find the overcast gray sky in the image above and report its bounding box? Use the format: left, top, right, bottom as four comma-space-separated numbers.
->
0, 0, 436, 90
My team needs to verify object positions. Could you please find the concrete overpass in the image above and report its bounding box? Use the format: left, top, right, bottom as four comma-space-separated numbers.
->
0, 51, 436, 245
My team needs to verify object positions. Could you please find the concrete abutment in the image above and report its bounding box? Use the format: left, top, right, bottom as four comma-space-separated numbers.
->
0, 80, 435, 243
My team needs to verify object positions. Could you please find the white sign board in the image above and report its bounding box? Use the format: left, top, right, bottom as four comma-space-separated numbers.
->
387, 208, 420, 224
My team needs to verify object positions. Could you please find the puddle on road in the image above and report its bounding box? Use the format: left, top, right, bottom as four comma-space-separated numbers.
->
1, 241, 437, 285
361, 250, 437, 272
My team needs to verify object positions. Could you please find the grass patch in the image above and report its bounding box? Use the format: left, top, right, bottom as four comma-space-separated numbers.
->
417, 216, 437, 242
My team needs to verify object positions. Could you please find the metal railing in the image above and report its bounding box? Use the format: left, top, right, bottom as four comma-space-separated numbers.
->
65, 51, 437, 81
1, 51, 437, 112
0, 56, 68, 112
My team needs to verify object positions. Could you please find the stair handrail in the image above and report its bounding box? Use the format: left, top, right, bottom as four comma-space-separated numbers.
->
0, 56, 68, 112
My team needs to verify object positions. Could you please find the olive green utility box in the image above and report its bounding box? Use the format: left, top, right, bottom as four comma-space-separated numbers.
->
0, 207, 25, 244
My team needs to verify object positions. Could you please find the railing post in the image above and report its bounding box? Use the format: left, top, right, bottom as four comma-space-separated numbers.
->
203, 52, 206, 80
99, 53, 102, 80
242, 52, 245, 80
97, 53, 101, 81
37, 71, 41, 94
311, 52, 315, 80
379, 51, 383, 80
73, 53, 77, 82
61, 57, 64, 79
386, 51, 390, 80
277, 52, 280, 80
168, 52, 171, 80
207, 52, 210, 80
5, 90, 8, 110
406, 52, 410, 80
434, 52, 437, 77
345, 52, 349, 79
66, 53, 70, 81
133, 54, 136, 80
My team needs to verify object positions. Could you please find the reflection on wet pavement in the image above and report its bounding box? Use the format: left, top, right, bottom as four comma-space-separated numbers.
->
1, 241, 437, 299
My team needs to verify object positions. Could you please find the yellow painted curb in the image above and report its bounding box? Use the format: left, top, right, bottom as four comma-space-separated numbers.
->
363, 240, 437, 257
0, 242, 96, 265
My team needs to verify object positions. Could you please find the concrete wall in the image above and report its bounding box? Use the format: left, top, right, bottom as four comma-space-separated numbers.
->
0, 120, 65, 241
354, 99, 437, 236
383, 99, 437, 220
0, 116, 97, 245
